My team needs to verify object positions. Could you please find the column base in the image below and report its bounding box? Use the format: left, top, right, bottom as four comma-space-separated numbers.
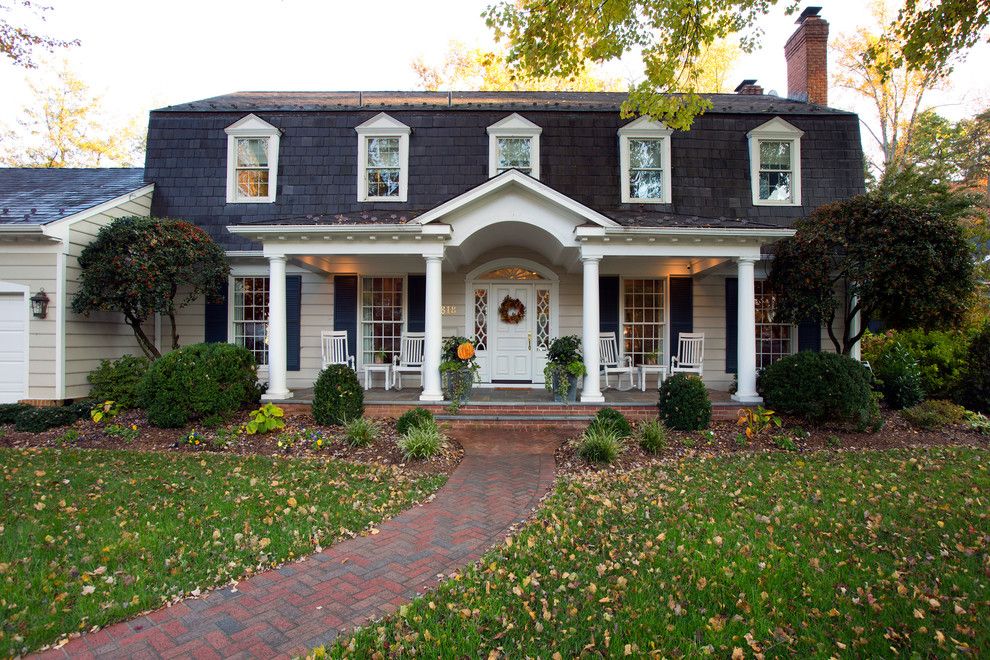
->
262, 390, 294, 402
580, 393, 605, 403
419, 392, 444, 403
731, 392, 763, 404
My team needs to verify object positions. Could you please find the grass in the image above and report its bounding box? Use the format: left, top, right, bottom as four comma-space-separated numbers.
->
330, 447, 989, 658
0, 447, 446, 656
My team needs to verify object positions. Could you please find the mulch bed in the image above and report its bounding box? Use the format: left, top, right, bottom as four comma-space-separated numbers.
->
556, 409, 990, 477
0, 409, 462, 478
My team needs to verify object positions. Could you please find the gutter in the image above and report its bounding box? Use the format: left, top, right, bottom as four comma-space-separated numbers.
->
575, 225, 796, 239
227, 223, 452, 238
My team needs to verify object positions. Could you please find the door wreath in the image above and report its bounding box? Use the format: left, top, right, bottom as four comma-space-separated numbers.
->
498, 295, 526, 324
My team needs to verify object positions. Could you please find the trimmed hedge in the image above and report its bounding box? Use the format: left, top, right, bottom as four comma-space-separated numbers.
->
0, 403, 30, 425
13, 405, 87, 433
312, 364, 364, 426
657, 374, 711, 431
87, 355, 150, 409
139, 343, 260, 428
760, 352, 876, 428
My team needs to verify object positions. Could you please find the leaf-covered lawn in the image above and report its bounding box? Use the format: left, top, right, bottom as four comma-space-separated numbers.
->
332, 448, 989, 658
0, 447, 445, 656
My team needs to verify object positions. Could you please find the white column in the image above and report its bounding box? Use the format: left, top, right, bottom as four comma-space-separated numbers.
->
262, 255, 293, 401
420, 255, 444, 402
581, 256, 604, 402
848, 293, 862, 361
732, 256, 761, 403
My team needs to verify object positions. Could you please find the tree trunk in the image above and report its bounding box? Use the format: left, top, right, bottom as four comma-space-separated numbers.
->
125, 314, 160, 359
169, 311, 179, 350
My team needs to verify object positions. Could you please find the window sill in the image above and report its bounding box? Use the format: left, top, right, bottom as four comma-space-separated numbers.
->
752, 199, 800, 207
227, 197, 276, 204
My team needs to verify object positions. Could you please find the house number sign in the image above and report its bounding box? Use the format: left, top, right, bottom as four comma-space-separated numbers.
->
440, 305, 457, 316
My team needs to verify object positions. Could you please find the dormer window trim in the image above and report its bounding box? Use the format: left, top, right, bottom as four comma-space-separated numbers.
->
487, 113, 542, 179
747, 116, 804, 207
356, 112, 411, 203
225, 114, 280, 204
618, 117, 673, 204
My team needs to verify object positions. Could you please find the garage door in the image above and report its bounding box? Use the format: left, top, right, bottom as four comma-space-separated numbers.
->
0, 293, 27, 403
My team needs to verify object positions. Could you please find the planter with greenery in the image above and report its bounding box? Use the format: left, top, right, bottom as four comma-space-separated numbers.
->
543, 335, 587, 403
439, 336, 480, 408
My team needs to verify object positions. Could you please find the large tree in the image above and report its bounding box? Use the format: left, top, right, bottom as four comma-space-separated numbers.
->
768, 195, 976, 355
893, 0, 990, 73
72, 217, 229, 359
0, 0, 77, 67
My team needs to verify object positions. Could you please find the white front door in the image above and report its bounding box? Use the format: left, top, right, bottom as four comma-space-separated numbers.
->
0, 293, 27, 403
491, 284, 533, 381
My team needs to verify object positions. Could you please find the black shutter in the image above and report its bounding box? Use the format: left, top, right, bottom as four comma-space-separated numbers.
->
334, 275, 358, 365
725, 277, 738, 373
407, 274, 426, 333
797, 319, 821, 353
286, 275, 302, 371
204, 283, 228, 343
668, 277, 693, 355
599, 276, 620, 339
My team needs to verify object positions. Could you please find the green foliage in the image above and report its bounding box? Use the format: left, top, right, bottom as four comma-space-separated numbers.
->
312, 365, 364, 426
657, 374, 711, 431
862, 329, 972, 400
736, 405, 782, 442
398, 423, 445, 460
71, 217, 229, 359
13, 406, 81, 433
826, 434, 841, 448
894, 0, 990, 73
872, 342, 924, 410
964, 410, 990, 436
58, 429, 80, 445
89, 400, 121, 424
577, 425, 623, 464
543, 336, 586, 400
636, 419, 668, 455
760, 352, 876, 428
245, 403, 285, 435
86, 355, 149, 409
771, 435, 798, 451
958, 324, 990, 414
104, 423, 139, 443
769, 195, 977, 354
901, 399, 967, 430
589, 408, 632, 438
139, 343, 260, 428
396, 407, 435, 436
545, 335, 583, 365
343, 417, 379, 448
0, 403, 30, 425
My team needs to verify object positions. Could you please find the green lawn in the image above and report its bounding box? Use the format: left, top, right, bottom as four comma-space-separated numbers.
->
332, 448, 989, 658
0, 448, 445, 656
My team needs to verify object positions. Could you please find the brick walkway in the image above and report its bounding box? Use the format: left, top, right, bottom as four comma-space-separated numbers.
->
40, 427, 563, 659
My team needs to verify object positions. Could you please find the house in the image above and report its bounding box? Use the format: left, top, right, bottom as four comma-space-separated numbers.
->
0, 8, 863, 407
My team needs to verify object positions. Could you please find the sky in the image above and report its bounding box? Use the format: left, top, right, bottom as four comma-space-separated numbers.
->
1, 0, 988, 157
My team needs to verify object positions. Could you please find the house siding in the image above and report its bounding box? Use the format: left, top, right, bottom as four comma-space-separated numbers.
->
0, 247, 58, 400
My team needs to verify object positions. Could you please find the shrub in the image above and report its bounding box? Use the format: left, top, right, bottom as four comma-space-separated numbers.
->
578, 425, 623, 463
901, 399, 967, 430
139, 343, 260, 428
863, 329, 971, 399
0, 403, 30, 425
760, 352, 875, 427
14, 406, 79, 433
396, 407, 435, 435
590, 407, 632, 438
771, 434, 798, 451
398, 424, 444, 460
657, 374, 711, 431
872, 342, 924, 410
637, 419, 668, 455
87, 355, 150, 409
958, 324, 990, 414
343, 417, 379, 447
312, 364, 364, 426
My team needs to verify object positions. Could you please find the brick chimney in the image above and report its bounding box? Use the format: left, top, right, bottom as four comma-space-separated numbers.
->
734, 79, 764, 95
784, 6, 829, 105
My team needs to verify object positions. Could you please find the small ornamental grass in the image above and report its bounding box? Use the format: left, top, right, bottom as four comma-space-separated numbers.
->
396, 407, 435, 435
343, 417, 380, 448
397, 421, 445, 460
636, 419, 668, 455
577, 424, 623, 464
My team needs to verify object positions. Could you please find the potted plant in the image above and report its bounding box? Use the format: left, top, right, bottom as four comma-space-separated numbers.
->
643, 350, 659, 366
543, 335, 587, 403
374, 350, 388, 364
440, 336, 480, 408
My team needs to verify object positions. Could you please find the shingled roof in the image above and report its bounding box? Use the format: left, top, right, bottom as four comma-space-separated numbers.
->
157, 90, 853, 116
0, 168, 149, 225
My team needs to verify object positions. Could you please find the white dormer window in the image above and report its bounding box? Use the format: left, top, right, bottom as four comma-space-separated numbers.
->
747, 116, 803, 206
225, 114, 280, 203
618, 117, 672, 204
356, 113, 410, 202
487, 113, 541, 179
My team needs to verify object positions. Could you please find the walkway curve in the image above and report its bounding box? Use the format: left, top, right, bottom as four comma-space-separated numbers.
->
39, 428, 562, 659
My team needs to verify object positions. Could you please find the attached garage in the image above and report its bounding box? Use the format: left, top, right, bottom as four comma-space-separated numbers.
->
0, 285, 29, 403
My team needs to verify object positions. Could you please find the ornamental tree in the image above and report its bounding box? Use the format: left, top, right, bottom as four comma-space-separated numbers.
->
767, 195, 976, 355
72, 217, 229, 359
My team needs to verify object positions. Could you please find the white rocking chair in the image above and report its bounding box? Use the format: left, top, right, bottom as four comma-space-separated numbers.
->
392, 332, 425, 390
599, 331, 635, 390
321, 330, 355, 370
670, 332, 704, 377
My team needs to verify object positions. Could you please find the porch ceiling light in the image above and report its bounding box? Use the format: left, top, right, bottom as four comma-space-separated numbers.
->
30, 289, 49, 319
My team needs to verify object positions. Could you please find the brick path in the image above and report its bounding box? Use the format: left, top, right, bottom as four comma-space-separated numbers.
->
40, 427, 563, 659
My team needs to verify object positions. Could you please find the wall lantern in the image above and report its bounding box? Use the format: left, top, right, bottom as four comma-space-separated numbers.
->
30, 289, 49, 319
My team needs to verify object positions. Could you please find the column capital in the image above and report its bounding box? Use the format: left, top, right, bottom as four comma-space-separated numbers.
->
736, 256, 759, 264
268, 255, 287, 263
424, 255, 444, 264
581, 255, 603, 264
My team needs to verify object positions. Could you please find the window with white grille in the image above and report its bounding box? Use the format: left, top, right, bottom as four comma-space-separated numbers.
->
361, 277, 404, 366
622, 279, 665, 366
232, 277, 269, 366
755, 280, 792, 369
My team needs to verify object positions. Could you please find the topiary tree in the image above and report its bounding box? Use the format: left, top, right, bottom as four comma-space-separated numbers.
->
72, 217, 229, 359
312, 365, 364, 426
958, 324, 990, 414
657, 374, 711, 431
768, 195, 976, 355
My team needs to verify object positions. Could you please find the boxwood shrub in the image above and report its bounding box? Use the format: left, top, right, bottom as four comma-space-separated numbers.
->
139, 343, 260, 428
312, 364, 364, 426
13, 405, 86, 433
657, 374, 711, 431
589, 407, 633, 438
0, 403, 30, 425
87, 355, 150, 409
396, 407, 435, 435
760, 352, 875, 427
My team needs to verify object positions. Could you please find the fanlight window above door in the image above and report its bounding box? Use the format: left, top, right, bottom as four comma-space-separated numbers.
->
478, 267, 545, 280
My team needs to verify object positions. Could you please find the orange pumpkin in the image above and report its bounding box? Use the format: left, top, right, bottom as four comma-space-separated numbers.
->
457, 341, 475, 360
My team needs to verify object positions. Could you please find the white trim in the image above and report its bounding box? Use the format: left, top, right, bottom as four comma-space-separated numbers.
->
487, 113, 542, 179
464, 257, 559, 283
35, 183, 155, 241
618, 117, 673, 204
747, 116, 803, 207
0, 281, 31, 403
54, 249, 66, 399
356, 113, 411, 203
225, 114, 280, 204
357, 273, 408, 373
